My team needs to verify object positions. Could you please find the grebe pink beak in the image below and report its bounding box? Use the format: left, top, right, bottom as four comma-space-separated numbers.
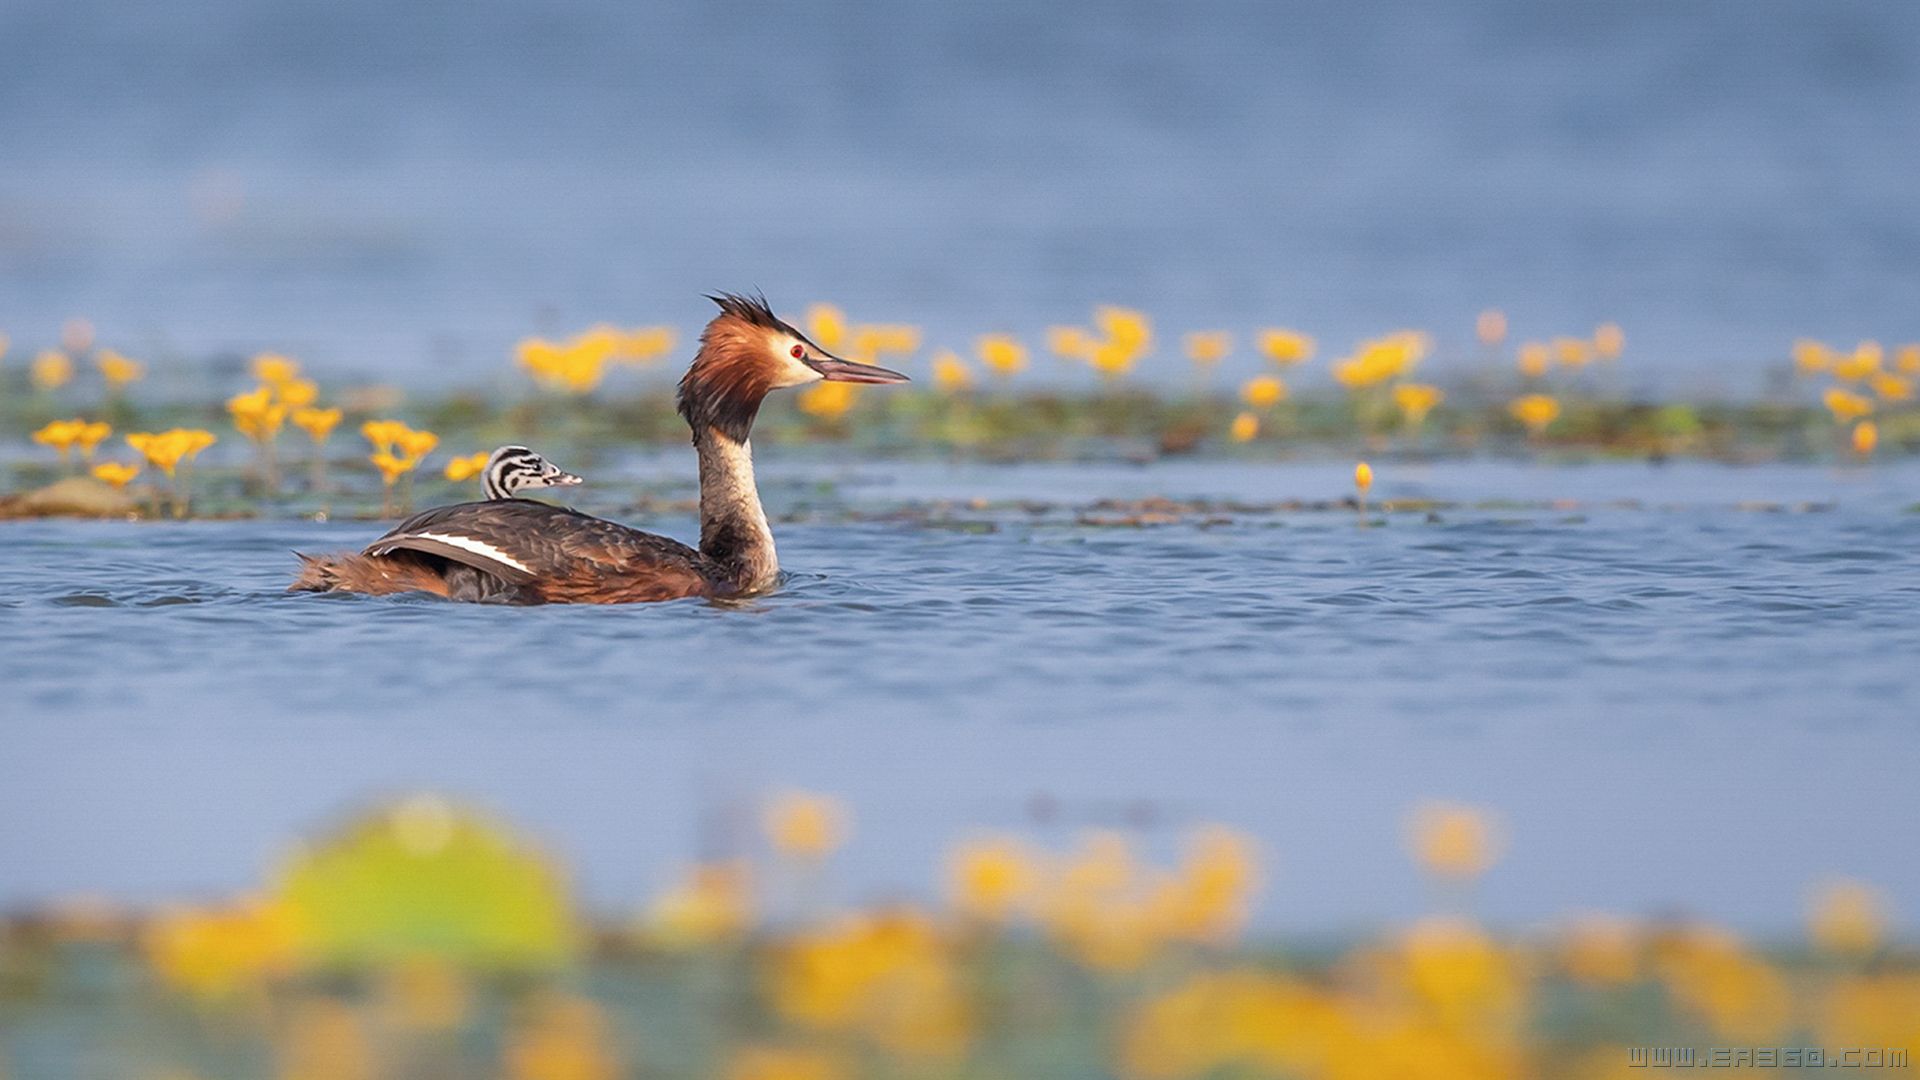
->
807, 353, 910, 384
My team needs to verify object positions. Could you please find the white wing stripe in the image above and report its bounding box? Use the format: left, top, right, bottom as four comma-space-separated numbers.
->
413, 532, 534, 575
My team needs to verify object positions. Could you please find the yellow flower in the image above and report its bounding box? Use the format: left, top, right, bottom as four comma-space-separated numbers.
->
32, 419, 82, 456
370, 451, 413, 486
396, 427, 439, 461
1228, 411, 1259, 443
1354, 461, 1373, 493
1897, 343, 1920, 374
1869, 371, 1912, 402
1183, 331, 1231, 366
74, 420, 111, 459
128, 432, 185, 476
361, 420, 436, 483
798, 380, 858, 420
769, 908, 971, 1058
251, 353, 301, 386
1793, 339, 1833, 374
1333, 332, 1426, 390
127, 429, 216, 478
97, 349, 145, 389
1552, 336, 1591, 367
361, 418, 408, 454
931, 351, 973, 392
1094, 306, 1152, 355
764, 791, 847, 859
1822, 387, 1874, 423
1240, 375, 1286, 409
644, 861, 754, 947
445, 451, 490, 482
615, 325, 676, 363
228, 385, 287, 442
1088, 340, 1138, 380
276, 377, 319, 409
1256, 328, 1314, 366
1593, 322, 1625, 359
1393, 383, 1444, 425
1046, 326, 1096, 360
1476, 309, 1507, 346
32, 350, 73, 390
145, 898, 297, 998
1852, 420, 1878, 457
946, 836, 1037, 921
805, 304, 847, 352
1833, 342, 1882, 382
1515, 341, 1550, 378
1406, 801, 1502, 880
91, 460, 142, 488
1808, 880, 1886, 954
977, 334, 1028, 377
292, 406, 343, 443
1508, 393, 1561, 434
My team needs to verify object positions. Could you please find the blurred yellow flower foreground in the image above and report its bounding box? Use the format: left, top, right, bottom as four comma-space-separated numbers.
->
1, 792, 1910, 1080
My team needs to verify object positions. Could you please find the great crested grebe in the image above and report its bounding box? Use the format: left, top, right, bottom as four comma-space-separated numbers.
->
479, 445, 583, 501
289, 294, 908, 604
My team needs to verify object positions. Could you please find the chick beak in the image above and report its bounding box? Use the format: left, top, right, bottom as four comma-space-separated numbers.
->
807, 353, 911, 384
550, 471, 584, 486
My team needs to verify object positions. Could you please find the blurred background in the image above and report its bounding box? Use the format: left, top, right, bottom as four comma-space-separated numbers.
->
3, 0, 1917, 389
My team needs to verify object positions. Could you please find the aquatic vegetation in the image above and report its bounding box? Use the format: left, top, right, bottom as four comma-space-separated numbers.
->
275, 795, 577, 969
0, 793, 1910, 1080
1354, 460, 1373, 494
1228, 411, 1259, 442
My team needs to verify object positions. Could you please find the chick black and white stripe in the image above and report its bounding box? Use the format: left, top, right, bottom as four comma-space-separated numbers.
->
483, 445, 583, 500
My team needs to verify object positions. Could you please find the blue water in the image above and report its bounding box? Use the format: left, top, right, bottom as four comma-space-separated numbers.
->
3, 458, 1916, 932
2, 0, 1918, 387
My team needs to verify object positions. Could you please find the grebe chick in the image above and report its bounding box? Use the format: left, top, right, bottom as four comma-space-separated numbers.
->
482, 445, 582, 500
290, 293, 908, 604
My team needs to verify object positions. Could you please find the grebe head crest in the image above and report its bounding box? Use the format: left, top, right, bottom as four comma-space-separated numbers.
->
483, 445, 583, 500
678, 292, 909, 442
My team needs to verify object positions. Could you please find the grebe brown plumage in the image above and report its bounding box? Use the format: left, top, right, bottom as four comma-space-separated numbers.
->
289, 294, 908, 604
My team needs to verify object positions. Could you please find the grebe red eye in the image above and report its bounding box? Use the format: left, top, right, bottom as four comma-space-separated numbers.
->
791, 343, 806, 360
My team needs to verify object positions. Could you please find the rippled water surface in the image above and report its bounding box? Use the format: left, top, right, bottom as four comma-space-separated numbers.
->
3, 460, 1917, 930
